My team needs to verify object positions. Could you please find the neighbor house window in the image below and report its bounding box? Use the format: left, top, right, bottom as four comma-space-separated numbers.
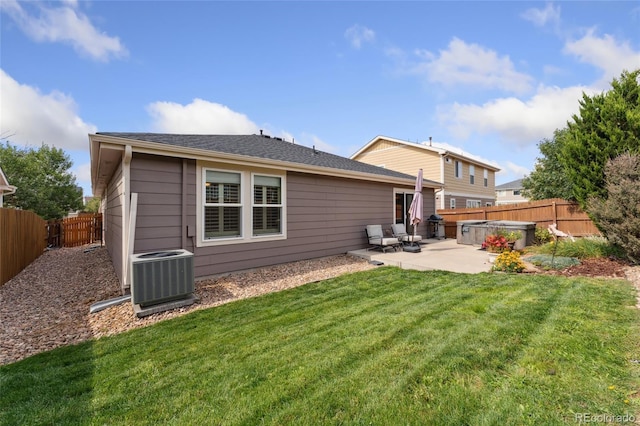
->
486, 202, 493, 207
204, 170, 242, 239
469, 165, 475, 185
513, 190, 521, 196
450, 198, 456, 209
483, 169, 488, 187
253, 175, 282, 236
466, 200, 481, 208
455, 161, 462, 178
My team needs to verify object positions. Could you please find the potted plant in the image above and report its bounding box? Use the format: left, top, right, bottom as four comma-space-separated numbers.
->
499, 230, 522, 250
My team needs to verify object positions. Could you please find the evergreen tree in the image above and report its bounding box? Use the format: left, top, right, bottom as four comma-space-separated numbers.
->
521, 128, 574, 201
560, 69, 640, 208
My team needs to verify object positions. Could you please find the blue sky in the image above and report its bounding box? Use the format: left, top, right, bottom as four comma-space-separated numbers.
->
1, 1, 639, 197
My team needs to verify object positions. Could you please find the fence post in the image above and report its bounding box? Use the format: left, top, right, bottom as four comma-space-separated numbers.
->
552, 201, 557, 224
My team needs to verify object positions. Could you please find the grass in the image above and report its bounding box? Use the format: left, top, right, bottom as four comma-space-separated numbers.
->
1, 268, 639, 425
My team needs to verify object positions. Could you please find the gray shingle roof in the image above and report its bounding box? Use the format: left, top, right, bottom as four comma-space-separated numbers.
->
495, 178, 524, 190
97, 132, 442, 186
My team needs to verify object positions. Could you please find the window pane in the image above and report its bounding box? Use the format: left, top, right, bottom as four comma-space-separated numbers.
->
254, 175, 281, 205
253, 206, 281, 235
205, 171, 241, 205
255, 175, 280, 187
205, 183, 219, 203
204, 206, 241, 238
207, 170, 240, 184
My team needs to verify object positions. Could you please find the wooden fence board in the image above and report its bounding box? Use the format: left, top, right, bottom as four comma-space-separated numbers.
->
1, 208, 48, 286
437, 198, 599, 239
48, 214, 103, 248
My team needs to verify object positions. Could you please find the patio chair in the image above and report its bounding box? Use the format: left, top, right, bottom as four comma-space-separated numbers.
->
391, 223, 423, 247
365, 225, 400, 252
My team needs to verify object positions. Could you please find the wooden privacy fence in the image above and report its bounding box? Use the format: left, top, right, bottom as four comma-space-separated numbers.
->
48, 214, 103, 248
437, 198, 599, 239
1, 208, 48, 286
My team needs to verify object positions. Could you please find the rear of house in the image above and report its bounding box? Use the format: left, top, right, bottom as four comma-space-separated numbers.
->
351, 136, 500, 210
90, 133, 442, 290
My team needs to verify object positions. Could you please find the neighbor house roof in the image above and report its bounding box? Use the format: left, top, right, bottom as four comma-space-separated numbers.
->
90, 133, 443, 196
352, 135, 501, 171
495, 179, 524, 190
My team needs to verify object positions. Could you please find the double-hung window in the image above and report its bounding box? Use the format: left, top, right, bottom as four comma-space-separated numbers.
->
455, 161, 462, 178
483, 169, 488, 187
253, 175, 282, 236
469, 165, 475, 185
204, 170, 242, 239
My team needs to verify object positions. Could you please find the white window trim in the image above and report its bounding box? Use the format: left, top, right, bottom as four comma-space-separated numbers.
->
196, 164, 287, 247
450, 198, 456, 209
466, 199, 481, 208
251, 172, 285, 239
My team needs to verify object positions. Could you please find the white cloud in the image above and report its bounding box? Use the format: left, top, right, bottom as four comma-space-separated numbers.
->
521, 2, 561, 28
345, 24, 375, 49
147, 99, 260, 134
0, 0, 127, 62
0, 69, 97, 150
563, 29, 640, 87
407, 38, 534, 94
438, 84, 593, 146
496, 161, 530, 178
72, 161, 92, 183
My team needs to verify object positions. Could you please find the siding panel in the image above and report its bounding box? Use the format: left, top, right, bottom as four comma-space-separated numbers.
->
105, 161, 124, 283
127, 155, 435, 279
131, 153, 196, 253
192, 171, 435, 278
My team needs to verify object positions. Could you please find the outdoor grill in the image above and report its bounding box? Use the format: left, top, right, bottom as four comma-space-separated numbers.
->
427, 214, 445, 239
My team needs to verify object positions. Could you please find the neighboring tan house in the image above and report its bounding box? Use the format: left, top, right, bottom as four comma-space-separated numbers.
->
351, 136, 500, 210
0, 166, 17, 208
495, 179, 528, 205
90, 132, 442, 290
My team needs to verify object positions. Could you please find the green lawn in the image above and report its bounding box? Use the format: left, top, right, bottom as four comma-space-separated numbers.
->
1, 268, 639, 425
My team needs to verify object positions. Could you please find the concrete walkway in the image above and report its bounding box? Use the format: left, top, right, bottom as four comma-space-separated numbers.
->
348, 238, 492, 274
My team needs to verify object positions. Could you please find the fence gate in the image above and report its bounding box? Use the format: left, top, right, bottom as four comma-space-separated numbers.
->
47, 213, 103, 248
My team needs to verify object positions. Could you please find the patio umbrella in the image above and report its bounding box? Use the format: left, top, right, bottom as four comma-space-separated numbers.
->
408, 169, 423, 241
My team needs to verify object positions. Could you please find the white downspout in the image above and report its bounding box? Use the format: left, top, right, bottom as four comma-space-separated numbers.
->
439, 155, 446, 209
122, 145, 132, 291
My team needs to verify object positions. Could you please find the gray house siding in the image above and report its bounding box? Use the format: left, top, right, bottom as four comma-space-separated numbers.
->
125, 153, 433, 279
191, 171, 421, 278
130, 153, 196, 253
104, 161, 124, 283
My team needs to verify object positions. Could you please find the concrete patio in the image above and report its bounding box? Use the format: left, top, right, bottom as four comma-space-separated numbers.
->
348, 238, 492, 274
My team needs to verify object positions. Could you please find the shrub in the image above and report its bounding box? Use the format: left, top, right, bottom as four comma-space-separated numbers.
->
537, 236, 622, 259
525, 254, 580, 270
533, 227, 553, 245
492, 250, 525, 273
588, 153, 640, 264
482, 234, 510, 253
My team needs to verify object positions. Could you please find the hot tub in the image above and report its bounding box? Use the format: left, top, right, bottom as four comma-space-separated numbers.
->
456, 220, 536, 249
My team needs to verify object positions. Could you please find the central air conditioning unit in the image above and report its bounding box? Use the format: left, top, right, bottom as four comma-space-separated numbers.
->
130, 249, 194, 307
